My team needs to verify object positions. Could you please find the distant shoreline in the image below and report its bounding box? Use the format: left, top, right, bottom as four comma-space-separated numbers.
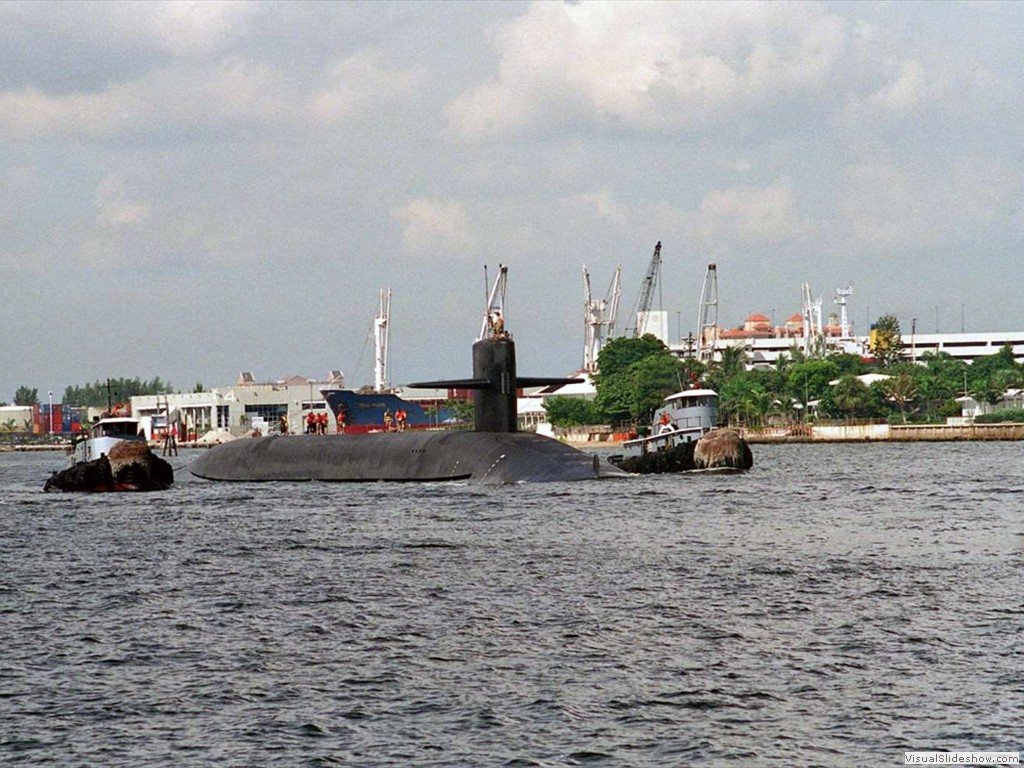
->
562, 422, 1024, 445
6, 423, 1023, 453
740, 423, 1024, 443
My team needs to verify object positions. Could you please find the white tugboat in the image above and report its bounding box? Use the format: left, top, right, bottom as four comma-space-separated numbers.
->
619, 388, 719, 459
71, 416, 146, 465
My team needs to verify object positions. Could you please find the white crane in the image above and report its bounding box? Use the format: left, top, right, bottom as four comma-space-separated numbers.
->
696, 263, 719, 362
582, 263, 621, 373
373, 288, 391, 392
801, 282, 824, 357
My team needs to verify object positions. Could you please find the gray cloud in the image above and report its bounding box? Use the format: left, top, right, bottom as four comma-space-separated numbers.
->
2, 0, 1023, 402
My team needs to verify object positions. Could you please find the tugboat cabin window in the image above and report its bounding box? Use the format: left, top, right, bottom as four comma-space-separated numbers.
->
96, 420, 139, 437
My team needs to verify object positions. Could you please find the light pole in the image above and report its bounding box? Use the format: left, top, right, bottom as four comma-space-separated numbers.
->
48, 391, 53, 436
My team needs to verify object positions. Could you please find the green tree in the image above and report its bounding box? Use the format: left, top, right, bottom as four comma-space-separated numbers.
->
62, 377, 174, 407
426, 398, 473, 426
870, 314, 903, 366
719, 375, 772, 425
13, 386, 38, 406
594, 335, 669, 380
593, 338, 686, 424
786, 359, 840, 410
827, 375, 876, 419
919, 351, 968, 418
883, 372, 918, 423
630, 354, 688, 419
705, 344, 747, 394
828, 352, 868, 378
543, 396, 606, 427
968, 345, 1020, 392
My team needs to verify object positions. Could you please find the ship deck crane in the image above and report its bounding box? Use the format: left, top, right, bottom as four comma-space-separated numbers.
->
374, 288, 392, 392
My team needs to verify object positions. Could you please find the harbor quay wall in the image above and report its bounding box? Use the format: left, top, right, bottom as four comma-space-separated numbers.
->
740, 422, 1024, 443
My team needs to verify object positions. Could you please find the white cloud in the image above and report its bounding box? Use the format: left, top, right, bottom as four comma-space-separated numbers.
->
870, 58, 925, 111
392, 199, 478, 259
0, 45, 429, 140
0, 165, 43, 209
840, 159, 1017, 250
563, 190, 688, 238
116, 0, 253, 57
840, 57, 929, 124
447, 0, 848, 139
564, 181, 802, 250
310, 51, 429, 126
95, 175, 151, 228
720, 157, 753, 172
0, 58, 294, 139
692, 179, 804, 244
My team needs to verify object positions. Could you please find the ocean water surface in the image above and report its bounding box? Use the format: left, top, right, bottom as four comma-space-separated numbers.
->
1, 442, 1021, 766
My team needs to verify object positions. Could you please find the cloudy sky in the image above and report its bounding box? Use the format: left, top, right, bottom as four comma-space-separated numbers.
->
2, 0, 1023, 402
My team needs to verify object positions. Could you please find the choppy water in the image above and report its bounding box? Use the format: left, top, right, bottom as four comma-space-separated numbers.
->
1, 443, 1022, 766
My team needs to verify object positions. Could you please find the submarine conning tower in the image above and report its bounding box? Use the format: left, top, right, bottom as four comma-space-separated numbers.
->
474, 336, 518, 432
408, 265, 580, 433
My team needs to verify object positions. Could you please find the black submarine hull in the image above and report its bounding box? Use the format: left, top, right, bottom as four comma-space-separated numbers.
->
190, 431, 627, 484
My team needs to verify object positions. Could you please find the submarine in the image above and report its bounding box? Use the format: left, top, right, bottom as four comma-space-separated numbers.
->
190, 266, 627, 485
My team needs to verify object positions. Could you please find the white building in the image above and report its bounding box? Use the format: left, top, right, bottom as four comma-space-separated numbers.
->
670, 332, 1024, 369
130, 373, 338, 440
516, 373, 598, 431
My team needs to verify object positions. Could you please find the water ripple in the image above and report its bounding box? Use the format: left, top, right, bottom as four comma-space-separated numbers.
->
1, 444, 1021, 766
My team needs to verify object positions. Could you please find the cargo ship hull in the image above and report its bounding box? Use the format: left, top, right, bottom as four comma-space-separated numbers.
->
320, 388, 455, 433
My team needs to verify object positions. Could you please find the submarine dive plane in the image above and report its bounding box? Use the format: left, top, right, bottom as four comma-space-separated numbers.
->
190, 266, 628, 484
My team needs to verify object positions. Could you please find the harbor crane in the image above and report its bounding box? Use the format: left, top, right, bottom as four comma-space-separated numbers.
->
696, 263, 719, 362
801, 282, 824, 357
582, 263, 622, 373
627, 241, 662, 338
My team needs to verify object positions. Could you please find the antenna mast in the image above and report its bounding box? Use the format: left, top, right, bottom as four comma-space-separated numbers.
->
834, 285, 853, 338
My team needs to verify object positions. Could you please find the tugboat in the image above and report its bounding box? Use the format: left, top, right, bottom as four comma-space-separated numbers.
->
609, 388, 751, 474
71, 415, 147, 464
45, 404, 174, 492
618, 388, 719, 460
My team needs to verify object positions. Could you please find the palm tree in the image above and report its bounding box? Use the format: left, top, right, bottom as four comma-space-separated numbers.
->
884, 372, 918, 424
708, 344, 747, 392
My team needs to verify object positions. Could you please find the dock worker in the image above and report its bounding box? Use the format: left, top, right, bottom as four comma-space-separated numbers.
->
336, 409, 346, 434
